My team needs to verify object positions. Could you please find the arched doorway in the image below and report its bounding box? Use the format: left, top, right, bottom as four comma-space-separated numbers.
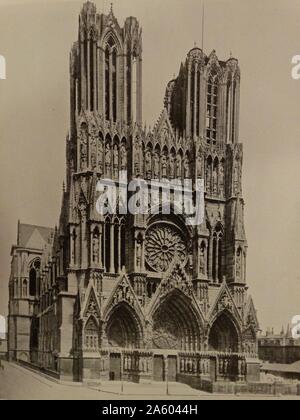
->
152, 291, 203, 381
105, 303, 142, 381
208, 311, 240, 353
152, 291, 202, 352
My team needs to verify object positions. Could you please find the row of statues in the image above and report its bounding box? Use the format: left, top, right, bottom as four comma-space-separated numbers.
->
78, 126, 241, 196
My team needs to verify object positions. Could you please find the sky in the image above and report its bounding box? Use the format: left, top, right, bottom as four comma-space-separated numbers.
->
0, 0, 300, 334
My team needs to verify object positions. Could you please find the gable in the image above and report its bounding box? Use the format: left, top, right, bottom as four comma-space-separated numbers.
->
208, 281, 243, 327
103, 273, 144, 321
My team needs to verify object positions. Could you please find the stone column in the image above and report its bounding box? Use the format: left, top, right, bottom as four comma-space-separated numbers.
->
118, 224, 121, 273
109, 51, 113, 121
110, 222, 115, 273
102, 222, 106, 272
115, 53, 119, 122
80, 39, 86, 110
186, 63, 192, 137
93, 40, 97, 111
208, 236, 213, 280
87, 38, 90, 111
229, 75, 234, 143
193, 62, 198, 137
137, 56, 143, 125
124, 52, 128, 123
234, 80, 240, 143
215, 239, 219, 283
99, 225, 103, 269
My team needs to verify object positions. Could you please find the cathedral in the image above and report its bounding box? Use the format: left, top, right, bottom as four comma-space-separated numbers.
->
8, 1, 260, 387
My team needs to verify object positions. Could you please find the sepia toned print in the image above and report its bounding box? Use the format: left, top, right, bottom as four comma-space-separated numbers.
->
1, 0, 300, 401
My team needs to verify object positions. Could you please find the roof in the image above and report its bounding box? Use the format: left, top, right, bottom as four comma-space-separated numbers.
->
262, 362, 300, 374
17, 223, 54, 249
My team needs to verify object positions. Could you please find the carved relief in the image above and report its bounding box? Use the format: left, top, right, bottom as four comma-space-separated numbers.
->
153, 310, 180, 350
159, 271, 193, 297
217, 292, 234, 314
111, 277, 137, 308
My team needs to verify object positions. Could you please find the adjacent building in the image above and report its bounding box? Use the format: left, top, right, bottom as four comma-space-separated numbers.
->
259, 327, 300, 364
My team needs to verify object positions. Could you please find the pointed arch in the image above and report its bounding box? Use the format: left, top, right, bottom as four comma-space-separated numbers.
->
101, 29, 123, 54
208, 310, 241, 353
105, 302, 143, 349
151, 289, 203, 351
176, 149, 183, 179
29, 258, 41, 297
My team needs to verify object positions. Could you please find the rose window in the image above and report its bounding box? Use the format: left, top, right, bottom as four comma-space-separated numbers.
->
145, 223, 187, 272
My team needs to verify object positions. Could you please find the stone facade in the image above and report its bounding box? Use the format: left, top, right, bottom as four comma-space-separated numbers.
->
8, 1, 260, 386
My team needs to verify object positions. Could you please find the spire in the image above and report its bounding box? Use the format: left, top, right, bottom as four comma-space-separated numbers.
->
280, 325, 285, 336
109, 2, 114, 16
286, 324, 292, 338
201, 0, 205, 52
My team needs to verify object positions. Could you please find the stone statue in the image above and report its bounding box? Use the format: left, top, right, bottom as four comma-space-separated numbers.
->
90, 127, 97, 170
169, 155, 175, 179
184, 157, 190, 178
219, 162, 224, 195
136, 238, 142, 270
79, 126, 88, 171
120, 144, 127, 169
200, 245, 205, 274
161, 155, 167, 178
234, 162, 240, 194
153, 153, 160, 179
97, 141, 103, 173
206, 163, 211, 194
197, 155, 202, 179
236, 249, 242, 280
113, 145, 119, 178
92, 234, 99, 264
176, 156, 182, 178
105, 143, 111, 175
145, 150, 152, 179
213, 165, 218, 194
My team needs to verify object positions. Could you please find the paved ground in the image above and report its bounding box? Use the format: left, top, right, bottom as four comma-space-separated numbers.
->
0, 361, 299, 400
